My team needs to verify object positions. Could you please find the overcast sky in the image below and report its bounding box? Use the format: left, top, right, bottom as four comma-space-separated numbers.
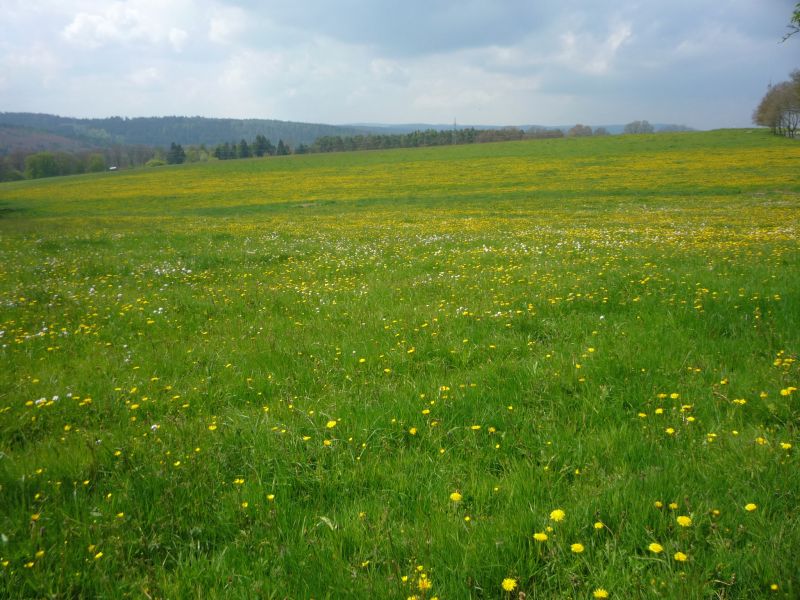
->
1, 1, 798, 128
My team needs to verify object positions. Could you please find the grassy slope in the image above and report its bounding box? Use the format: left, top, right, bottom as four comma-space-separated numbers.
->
0, 130, 799, 599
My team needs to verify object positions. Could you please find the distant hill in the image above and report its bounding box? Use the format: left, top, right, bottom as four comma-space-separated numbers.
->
0, 113, 380, 154
0, 124, 102, 156
0, 112, 697, 157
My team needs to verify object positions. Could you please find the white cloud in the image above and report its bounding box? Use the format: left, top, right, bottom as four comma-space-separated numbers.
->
60, 0, 198, 52
208, 6, 248, 45
62, 4, 153, 47
128, 66, 163, 87
169, 28, 189, 52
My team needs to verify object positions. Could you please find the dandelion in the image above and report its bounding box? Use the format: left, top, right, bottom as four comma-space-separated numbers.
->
745, 503, 757, 512
676, 515, 692, 527
594, 521, 605, 530
593, 589, 609, 598
417, 576, 432, 591
673, 551, 688, 562
326, 420, 337, 429
570, 543, 585, 553
449, 492, 462, 502
533, 532, 548, 541
550, 508, 565, 522
501, 578, 517, 592
648, 542, 663, 554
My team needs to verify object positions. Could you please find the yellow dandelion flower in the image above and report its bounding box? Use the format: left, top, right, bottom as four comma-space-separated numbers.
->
325, 420, 337, 429
409, 427, 417, 435
745, 503, 757, 512
533, 532, 548, 541
648, 542, 663, 553
593, 589, 609, 599
570, 543, 584, 553
550, 509, 565, 522
673, 551, 688, 562
501, 578, 517, 592
450, 492, 462, 502
594, 521, 605, 530
676, 515, 692, 527
417, 577, 432, 591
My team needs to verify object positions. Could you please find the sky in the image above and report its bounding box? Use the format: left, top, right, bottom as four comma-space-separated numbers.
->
1, 1, 798, 129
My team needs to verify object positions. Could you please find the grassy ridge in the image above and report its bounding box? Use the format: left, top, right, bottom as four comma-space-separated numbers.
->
0, 130, 799, 598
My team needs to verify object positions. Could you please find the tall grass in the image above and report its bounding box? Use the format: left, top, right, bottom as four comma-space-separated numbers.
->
0, 130, 798, 598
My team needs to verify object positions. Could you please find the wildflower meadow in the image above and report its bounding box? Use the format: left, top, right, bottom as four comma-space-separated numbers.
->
0, 130, 798, 598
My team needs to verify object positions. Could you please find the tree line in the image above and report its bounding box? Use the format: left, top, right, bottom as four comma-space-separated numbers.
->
211, 122, 662, 160
753, 70, 800, 138
1, 120, 678, 182
0, 145, 156, 182
212, 135, 291, 160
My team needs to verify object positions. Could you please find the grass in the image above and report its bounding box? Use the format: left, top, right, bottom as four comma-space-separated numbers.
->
0, 129, 799, 599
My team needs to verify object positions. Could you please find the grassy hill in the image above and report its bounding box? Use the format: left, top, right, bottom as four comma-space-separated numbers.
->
0, 130, 798, 598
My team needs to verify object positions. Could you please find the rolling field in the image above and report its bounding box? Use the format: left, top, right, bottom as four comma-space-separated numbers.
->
0, 130, 799, 598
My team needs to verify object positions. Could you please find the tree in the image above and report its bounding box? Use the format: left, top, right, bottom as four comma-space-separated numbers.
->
166, 142, 186, 164
0, 157, 24, 182
238, 139, 252, 158
567, 124, 593, 137
25, 152, 59, 179
253, 134, 272, 157
783, 2, 800, 41
624, 120, 654, 134
86, 154, 106, 172
276, 139, 290, 155
593, 127, 610, 136
753, 76, 800, 137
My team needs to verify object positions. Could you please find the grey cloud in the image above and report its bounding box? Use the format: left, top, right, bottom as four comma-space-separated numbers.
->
220, 0, 547, 55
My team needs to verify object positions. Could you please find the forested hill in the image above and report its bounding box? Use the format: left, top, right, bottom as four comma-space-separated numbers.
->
0, 113, 375, 148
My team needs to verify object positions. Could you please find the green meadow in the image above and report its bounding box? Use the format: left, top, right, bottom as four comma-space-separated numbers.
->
0, 130, 798, 598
